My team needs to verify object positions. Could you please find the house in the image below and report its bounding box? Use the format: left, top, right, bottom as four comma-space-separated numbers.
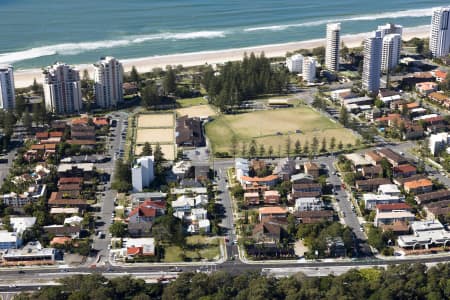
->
10, 217, 36, 236
432, 70, 448, 82
131, 192, 167, 205
48, 192, 88, 210
171, 160, 192, 179
404, 178, 433, 194
50, 237, 72, 246
294, 210, 334, 224
57, 163, 95, 178
64, 216, 83, 226
363, 193, 402, 210
295, 197, 324, 211
92, 117, 109, 127
429, 92, 450, 105
374, 204, 415, 227
403, 124, 424, 140
263, 190, 280, 204
253, 220, 284, 245
44, 225, 81, 238
304, 162, 320, 178
128, 200, 166, 237
171, 195, 207, 212
291, 183, 322, 198
393, 164, 417, 178
273, 158, 296, 181
415, 189, 450, 204
380, 221, 410, 235
244, 192, 260, 205
124, 238, 155, 257
259, 207, 287, 221
376, 148, 407, 167
123, 82, 138, 95
175, 115, 204, 147
361, 165, 383, 178
365, 151, 383, 166
1, 184, 46, 208
50, 207, 79, 215
393, 174, 429, 186
424, 200, 450, 220
71, 124, 96, 141
344, 153, 372, 170
356, 178, 392, 192
240, 175, 278, 187
402, 72, 435, 89
0, 231, 20, 249
2, 243, 56, 265
397, 220, 450, 249
326, 237, 346, 257
415, 82, 438, 95
235, 158, 249, 184
290, 173, 314, 184
194, 163, 210, 181
378, 184, 401, 196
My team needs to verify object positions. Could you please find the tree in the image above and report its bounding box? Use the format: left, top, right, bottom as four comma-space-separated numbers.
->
163, 66, 177, 95
14, 94, 26, 119
311, 136, 319, 155
109, 222, 127, 237
23, 111, 33, 132
141, 83, 161, 109
153, 143, 164, 163
320, 137, 327, 152
338, 140, 344, 150
249, 140, 257, 158
268, 145, 273, 158
285, 136, 292, 157
230, 135, 238, 158
330, 137, 336, 153
141, 142, 153, 156
303, 140, 310, 154
259, 144, 266, 157
294, 139, 301, 155
241, 142, 247, 157
130, 66, 140, 83
339, 106, 349, 127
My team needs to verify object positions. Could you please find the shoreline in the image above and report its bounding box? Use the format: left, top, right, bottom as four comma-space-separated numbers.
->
13, 25, 430, 88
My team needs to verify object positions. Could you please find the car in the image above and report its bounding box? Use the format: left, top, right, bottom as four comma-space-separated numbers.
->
169, 267, 182, 272
18, 270, 25, 274
360, 227, 364, 232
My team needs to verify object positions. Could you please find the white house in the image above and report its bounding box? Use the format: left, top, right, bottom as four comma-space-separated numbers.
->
363, 193, 402, 210
295, 197, 324, 211
132, 156, 155, 192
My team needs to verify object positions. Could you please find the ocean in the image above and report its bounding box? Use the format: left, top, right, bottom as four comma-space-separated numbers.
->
0, 0, 446, 69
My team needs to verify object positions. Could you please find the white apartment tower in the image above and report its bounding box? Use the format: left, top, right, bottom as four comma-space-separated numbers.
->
325, 23, 341, 72
376, 23, 403, 73
0, 65, 15, 110
43, 62, 82, 114
381, 34, 402, 72
302, 57, 316, 83
430, 7, 450, 58
286, 54, 303, 73
94, 56, 124, 108
362, 32, 383, 94
132, 156, 155, 192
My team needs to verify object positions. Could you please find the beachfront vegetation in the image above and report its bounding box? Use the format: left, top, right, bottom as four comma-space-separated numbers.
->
18, 263, 450, 299
201, 52, 289, 110
205, 106, 357, 157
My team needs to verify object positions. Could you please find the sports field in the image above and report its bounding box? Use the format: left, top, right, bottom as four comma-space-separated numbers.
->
205, 106, 358, 155
137, 113, 174, 128
134, 113, 176, 160
176, 104, 217, 118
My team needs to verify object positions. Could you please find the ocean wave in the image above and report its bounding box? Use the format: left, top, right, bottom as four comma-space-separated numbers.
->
244, 7, 435, 32
0, 31, 227, 64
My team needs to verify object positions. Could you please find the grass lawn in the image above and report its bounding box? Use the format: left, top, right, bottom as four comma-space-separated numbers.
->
162, 236, 221, 262
177, 97, 208, 108
205, 106, 357, 155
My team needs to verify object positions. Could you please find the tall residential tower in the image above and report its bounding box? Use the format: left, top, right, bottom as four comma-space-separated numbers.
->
325, 23, 341, 72
43, 62, 82, 114
93, 56, 124, 108
430, 7, 450, 58
0, 65, 15, 110
362, 32, 383, 94
377, 23, 403, 73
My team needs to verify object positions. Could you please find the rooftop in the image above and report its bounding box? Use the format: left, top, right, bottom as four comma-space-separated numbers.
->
259, 207, 288, 214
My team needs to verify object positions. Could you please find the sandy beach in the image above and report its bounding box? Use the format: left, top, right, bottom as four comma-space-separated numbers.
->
13, 25, 430, 88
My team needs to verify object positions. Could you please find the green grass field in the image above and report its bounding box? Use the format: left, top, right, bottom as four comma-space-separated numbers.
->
205, 106, 357, 155
163, 236, 221, 262
177, 97, 208, 107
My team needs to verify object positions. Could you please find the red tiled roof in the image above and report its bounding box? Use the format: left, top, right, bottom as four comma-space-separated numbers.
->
127, 246, 142, 256
141, 199, 166, 210
376, 114, 401, 122
36, 132, 49, 139
129, 206, 156, 218
71, 117, 89, 125
404, 179, 433, 189
93, 117, 109, 126
259, 207, 288, 214
67, 140, 96, 145
49, 131, 64, 138
241, 175, 278, 183
394, 164, 417, 173
50, 237, 72, 245
376, 203, 411, 211
435, 70, 448, 80
59, 177, 83, 184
